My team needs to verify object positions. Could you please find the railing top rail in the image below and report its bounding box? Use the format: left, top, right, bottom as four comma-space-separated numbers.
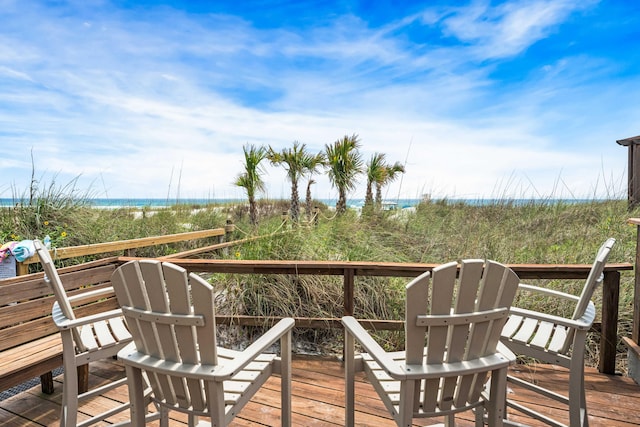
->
21, 228, 226, 265
117, 257, 633, 279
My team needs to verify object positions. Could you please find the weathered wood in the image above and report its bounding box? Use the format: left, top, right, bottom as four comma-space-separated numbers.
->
343, 268, 354, 316
134, 257, 632, 279
631, 218, 640, 344
601, 270, 621, 374
0, 260, 122, 395
40, 371, 54, 394
1, 358, 639, 427
20, 228, 225, 265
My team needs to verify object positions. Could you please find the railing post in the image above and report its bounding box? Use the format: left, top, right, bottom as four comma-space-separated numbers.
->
634, 221, 640, 344
600, 270, 620, 374
624, 219, 640, 383
221, 219, 235, 256
342, 268, 355, 363
344, 268, 354, 316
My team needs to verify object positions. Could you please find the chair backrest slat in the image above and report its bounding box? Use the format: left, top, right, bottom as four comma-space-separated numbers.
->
560, 237, 615, 354
404, 259, 520, 414
34, 239, 86, 351
112, 261, 171, 402
139, 261, 192, 408
163, 262, 209, 411
572, 237, 615, 321
425, 261, 457, 365
112, 259, 218, 413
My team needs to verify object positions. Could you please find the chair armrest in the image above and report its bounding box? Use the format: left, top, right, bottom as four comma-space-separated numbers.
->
399, 352, 513, 380
342, 316, 405, 379
516, 284, 580, 303
214, 317, 295, 380
66, 286, 116, 303
52, 302, 124, 330
508, 303, 595, 331
496, 341, 517, 363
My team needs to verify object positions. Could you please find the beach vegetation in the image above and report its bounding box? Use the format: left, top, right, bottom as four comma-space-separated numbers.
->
234, 144, 267, 225
267, 141, 323, 224
324, 134, 364, 215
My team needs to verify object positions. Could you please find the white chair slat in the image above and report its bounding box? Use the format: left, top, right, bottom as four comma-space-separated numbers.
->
92, 320, 116, 347
108, 317, 131, 341
529, 320, 554, 349
79, 325, 99, 350
502, 315, 523, 338
512, 317, 539, 343
547, 325, 569, 353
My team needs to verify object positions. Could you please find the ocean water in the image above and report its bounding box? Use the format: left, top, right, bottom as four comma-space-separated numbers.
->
0, 197, 604, 209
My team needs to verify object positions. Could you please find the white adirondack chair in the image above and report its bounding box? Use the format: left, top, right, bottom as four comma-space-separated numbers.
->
111, 259, 295, 427
34, 239, 159, 427
343, 259, 520, 427
500, 237, 615, 427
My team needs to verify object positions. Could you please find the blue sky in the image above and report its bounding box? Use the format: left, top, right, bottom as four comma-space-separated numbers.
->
1, 0, 639, 201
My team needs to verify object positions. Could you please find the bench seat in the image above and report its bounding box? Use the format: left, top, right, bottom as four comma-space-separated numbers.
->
0, 334, 62, 393
0, 258, 119, 396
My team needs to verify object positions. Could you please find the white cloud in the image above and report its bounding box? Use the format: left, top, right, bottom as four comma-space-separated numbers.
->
0, 0, 633, 202
438, 0, 597, 59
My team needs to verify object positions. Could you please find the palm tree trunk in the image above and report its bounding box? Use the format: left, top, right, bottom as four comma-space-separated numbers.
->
249, 195, 257, 225
291, 181, 299, 223
305, 180, 313, 220
364, 180, 374, 215
337, 189, 347, 214
375, 183, 383, 209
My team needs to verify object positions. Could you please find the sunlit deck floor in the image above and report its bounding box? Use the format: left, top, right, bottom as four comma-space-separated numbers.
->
1, 356, 639, 426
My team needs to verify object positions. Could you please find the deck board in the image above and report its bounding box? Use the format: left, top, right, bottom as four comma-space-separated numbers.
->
0, 357, 638, 426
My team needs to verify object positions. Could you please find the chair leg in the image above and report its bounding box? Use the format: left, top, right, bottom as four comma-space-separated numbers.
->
486, 368, 506, 427
569, 360, 588, 427
60, 332, 78, 427
126, 365, 147, 427
207, 382, 226, 427
444, 413, 456, 426
398, 380, 416, 427
159, 407, 169, 427
61, 361, 78, 427
280, 331, 292, 427
344, 330, 355, 427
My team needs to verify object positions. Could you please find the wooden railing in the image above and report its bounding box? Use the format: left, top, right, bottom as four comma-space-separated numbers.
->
119, 257, 633, 375
11, 228, 632, 376
16, 227, 232, 275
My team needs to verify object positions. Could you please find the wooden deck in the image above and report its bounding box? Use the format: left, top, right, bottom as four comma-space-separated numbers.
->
0, 357, 639, 426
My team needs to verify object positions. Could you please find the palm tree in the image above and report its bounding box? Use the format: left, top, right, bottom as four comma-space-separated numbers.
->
267, 141, 313, 223
325, 134, 363, 215
304, 152, 326, 221
375, 161, 405, 208
364, 153, 387, 214
234, 144, 267, 225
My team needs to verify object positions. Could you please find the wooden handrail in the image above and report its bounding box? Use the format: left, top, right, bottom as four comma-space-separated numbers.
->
15, 228, 229, 275
23, 228, 226, 264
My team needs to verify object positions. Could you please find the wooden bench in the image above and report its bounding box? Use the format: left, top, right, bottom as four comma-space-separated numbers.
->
0, 257, 121, 394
